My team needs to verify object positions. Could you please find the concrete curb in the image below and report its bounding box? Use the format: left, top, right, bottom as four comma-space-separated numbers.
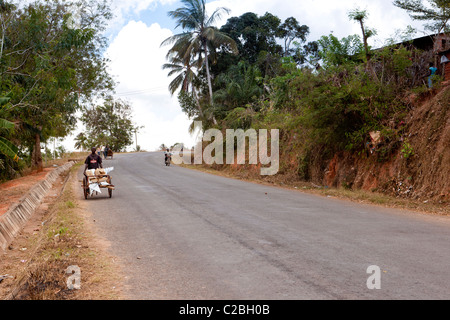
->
0, 161, 76, 251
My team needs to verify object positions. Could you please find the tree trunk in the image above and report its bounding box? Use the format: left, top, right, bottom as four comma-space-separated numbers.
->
193, 89, 203, 118
358, 19, 370, 62
33, 133, 43, 172
203, 41, 217, 125
203, 41, 214, 105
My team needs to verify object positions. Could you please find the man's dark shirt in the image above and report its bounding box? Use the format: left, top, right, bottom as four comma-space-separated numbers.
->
85, 153, 102, 170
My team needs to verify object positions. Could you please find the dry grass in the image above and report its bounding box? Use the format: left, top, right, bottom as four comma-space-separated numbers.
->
3, 162, 125, 300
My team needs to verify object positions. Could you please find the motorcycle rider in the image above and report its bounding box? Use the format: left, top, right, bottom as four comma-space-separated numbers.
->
164, 148, 172, 165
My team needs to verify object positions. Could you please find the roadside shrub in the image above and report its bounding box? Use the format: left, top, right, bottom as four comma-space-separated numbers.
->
401, 140, 414, 159
263, 44, 428, 156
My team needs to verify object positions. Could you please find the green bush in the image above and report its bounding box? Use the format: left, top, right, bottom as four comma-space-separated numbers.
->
261, 45, 422, 155
401, 140, 414, 159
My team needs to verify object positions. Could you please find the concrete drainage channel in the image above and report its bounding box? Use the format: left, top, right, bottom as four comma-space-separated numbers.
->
0, 161, 77, 251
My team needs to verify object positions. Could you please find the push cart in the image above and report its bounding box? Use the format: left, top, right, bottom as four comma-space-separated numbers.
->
82, 170, 114, 199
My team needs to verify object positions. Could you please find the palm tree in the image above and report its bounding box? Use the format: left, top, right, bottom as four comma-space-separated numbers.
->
163, 53, 200, 95
163, 52, 209, 124
74, 132, 89, 151
0, 120, 18, 161
348, 9, 376, 63
161, 0, 238, 106
0, 97, 19, 162
214, 62, 263, 110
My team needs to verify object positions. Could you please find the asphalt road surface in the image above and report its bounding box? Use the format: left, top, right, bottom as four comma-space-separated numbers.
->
79, 152, 450, 300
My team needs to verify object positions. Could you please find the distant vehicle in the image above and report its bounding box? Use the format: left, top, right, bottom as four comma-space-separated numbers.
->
165, 154, 171, 166
164, 149, 171, 166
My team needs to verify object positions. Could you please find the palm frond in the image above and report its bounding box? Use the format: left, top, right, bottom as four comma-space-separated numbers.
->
0, 96, 11, 107
0, 118, 15, 130
0, 137, 19, 162
207, 7, 230, 26
169, 74, 186, 95
160, 32, 193, 48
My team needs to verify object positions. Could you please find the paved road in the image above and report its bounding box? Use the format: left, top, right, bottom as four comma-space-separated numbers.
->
79, 152, 450, 299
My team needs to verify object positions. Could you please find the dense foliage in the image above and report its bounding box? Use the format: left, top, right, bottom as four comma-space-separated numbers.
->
0, 0, 131, 180
74, 98, 135, 152
164, 1, 445, 179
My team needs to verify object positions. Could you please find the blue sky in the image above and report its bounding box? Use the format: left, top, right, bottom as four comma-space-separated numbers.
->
138, 3, 178, 30
109, 2, 178, 35
63, 0, 425, 152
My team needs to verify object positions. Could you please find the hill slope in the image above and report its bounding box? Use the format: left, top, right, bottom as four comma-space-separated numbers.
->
324, 85, 449, 202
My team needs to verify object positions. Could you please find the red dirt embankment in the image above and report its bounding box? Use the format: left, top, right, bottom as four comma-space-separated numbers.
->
324, 85, 450, 202
0, 168, 55, 216
200, 85, 449, 205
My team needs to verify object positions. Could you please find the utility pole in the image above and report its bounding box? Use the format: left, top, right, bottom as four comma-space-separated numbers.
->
134, 125, 144, 152
135, 128, 138, 151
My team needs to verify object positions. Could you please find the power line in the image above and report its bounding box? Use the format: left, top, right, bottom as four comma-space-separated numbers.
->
117, 88, 164, 95
115, 86, 167, 97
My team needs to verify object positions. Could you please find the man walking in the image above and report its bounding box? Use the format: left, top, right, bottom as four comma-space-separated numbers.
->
84, 147, 103, 174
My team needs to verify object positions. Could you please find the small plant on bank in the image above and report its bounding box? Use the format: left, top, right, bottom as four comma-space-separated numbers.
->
401, 140, 414, 159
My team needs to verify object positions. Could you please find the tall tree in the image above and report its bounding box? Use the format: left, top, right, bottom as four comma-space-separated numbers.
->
0, 96, 18, 162
163, 52, 200, 95
219, 12, 282, 64
78, 98, 136, 152
1, 0, 114, 171
161, 0, 238, 106
278, 17, 310, 56
348, 8, 377, 62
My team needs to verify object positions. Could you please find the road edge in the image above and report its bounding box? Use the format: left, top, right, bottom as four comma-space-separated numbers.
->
0, 162, 76, 251
177, 163, 449, 216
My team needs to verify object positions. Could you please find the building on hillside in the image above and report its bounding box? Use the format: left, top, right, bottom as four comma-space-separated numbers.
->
439, 49, 450, 81
434, 33, 450, 53
391, 33, 450, 82
431, 34, 450, 81
400, 33, 450, 52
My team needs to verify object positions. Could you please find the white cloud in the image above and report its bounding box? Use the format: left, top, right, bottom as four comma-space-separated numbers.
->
105, 20, 198, 151
206, 0, 424, 46
107, 21, 171, 95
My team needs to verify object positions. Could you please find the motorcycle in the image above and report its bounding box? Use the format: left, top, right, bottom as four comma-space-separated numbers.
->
165, 154, 171, 166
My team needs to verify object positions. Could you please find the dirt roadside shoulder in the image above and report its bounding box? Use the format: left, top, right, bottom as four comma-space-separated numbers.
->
0, 163, 127, 300
177, 163, 449, 216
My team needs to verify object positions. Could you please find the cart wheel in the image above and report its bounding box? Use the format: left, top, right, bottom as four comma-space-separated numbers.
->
108, 178, 112, 198
83, 177, 88, 199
